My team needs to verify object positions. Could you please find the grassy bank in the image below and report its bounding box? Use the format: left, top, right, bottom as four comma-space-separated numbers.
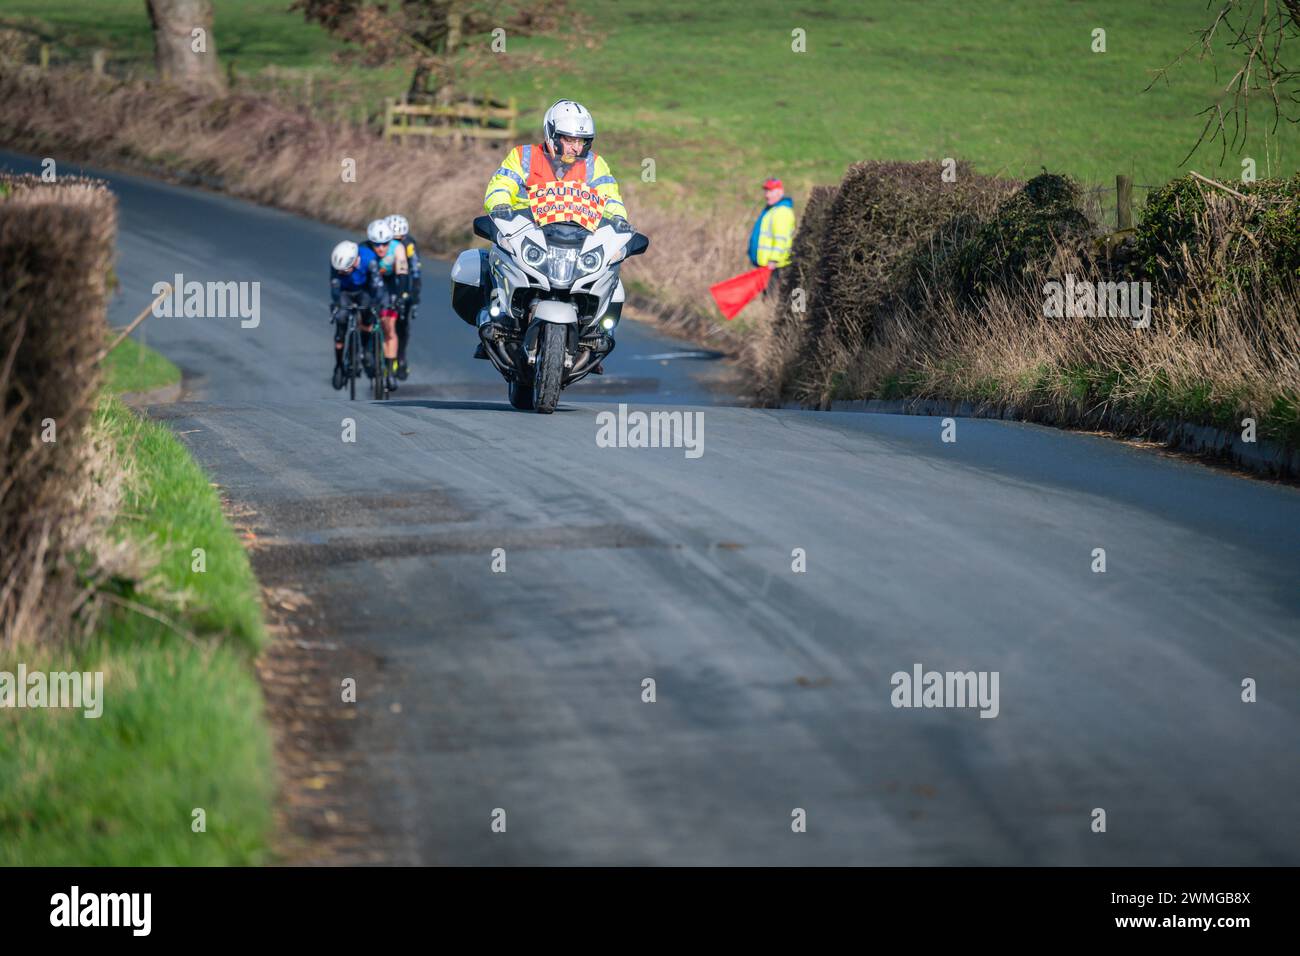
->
0, 339, 275, 865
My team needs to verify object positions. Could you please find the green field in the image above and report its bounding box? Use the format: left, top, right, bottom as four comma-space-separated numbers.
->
0, 341, 274, 865
3, 0, 1295, 208
0, 0, 343, 68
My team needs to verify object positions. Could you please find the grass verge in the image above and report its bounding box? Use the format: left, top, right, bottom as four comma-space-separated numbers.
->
100, 332, 182, 395
879, 361, 1299, 448
0, 342, 274, 865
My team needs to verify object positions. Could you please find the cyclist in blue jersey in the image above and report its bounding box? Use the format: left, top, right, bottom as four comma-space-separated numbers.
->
329, 239, 387, 390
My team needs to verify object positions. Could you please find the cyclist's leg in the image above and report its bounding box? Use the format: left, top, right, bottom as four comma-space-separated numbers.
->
334, 291, 358, 368
380, 307, 399, 370
380, 278, 400, 375
396, 301, 411, 371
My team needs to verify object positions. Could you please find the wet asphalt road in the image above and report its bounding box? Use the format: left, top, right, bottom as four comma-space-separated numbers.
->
6, 150, 1298, 865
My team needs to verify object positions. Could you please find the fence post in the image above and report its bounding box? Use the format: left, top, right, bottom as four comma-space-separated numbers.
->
39, 43, 49, 71
1116, 174, 1133, 231
383, 97, 395, 143
91, 49, 107, 76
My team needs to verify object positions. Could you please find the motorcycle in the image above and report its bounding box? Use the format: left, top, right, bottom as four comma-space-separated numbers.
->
450, 207, 649, 413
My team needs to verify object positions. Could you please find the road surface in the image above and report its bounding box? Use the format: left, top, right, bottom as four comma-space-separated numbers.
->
7, 150, 1297, 865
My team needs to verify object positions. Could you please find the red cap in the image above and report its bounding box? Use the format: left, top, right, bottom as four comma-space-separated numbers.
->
763, 177, 783, 190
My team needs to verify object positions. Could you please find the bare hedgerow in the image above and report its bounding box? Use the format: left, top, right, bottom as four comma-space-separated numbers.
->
747, 161, 1020, 407
0, 175, 127, 648
750, 155, 1299, 456
854, 224, 1300, 450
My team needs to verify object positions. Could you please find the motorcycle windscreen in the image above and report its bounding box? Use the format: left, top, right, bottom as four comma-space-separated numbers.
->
527, 180, 606, 231
709, 266, 772, 320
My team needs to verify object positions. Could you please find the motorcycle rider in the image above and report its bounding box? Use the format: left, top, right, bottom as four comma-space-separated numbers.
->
365, 218, 408, 392
478, 99, 631, 358
329, 239, 386, 390
385, 213, 420, 381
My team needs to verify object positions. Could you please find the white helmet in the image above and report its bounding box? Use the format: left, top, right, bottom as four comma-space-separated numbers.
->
543, 99, 595, 158
385, 214, 409, 238
331, 240, 359, 271
367, 219, 393, 245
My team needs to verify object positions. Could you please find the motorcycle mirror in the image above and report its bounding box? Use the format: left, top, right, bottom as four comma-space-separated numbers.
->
473, 215, 496, 242
624, 233, 650, 258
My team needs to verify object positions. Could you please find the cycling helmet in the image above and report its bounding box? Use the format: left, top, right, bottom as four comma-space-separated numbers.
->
367, 219, 393, 245
543, 99, 595, 158
331, 240, 359, 271
385, 214, 409, 239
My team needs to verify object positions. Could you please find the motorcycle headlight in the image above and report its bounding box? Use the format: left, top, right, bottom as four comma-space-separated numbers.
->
521, 240, 546, 267
546, 246, 578, 285
578, 250, 603, 275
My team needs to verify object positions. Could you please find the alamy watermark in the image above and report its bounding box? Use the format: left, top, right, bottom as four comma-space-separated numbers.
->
50, 886, 150, 936
891, 663, 999, 718
0, 665, 103, 718
1043, 274, 1151, 329
595, 404, 704, 459
152, 273, 260, 328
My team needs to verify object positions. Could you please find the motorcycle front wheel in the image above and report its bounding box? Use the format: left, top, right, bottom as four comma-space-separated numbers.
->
532, 322, 566, 414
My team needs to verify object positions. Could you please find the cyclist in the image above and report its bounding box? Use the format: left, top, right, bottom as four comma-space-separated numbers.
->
365, 218, 408, 392
385, 213, 421, 381
329, 239, 386, 390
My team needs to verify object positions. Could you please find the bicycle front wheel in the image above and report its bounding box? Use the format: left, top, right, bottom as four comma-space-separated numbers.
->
346, 327, 360, 401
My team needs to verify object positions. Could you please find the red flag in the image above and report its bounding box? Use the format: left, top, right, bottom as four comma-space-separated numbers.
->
709, 266, 772, 320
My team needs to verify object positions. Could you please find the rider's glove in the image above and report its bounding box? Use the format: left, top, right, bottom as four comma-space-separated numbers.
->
611, 216, 633, 235
490, 204, 512, 219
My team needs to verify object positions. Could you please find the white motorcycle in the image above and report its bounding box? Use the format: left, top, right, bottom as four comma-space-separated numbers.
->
451, 212, 649, 413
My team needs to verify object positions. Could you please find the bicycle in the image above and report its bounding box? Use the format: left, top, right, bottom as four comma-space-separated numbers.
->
371, 309, 389, 401
338, 304, 363, 401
